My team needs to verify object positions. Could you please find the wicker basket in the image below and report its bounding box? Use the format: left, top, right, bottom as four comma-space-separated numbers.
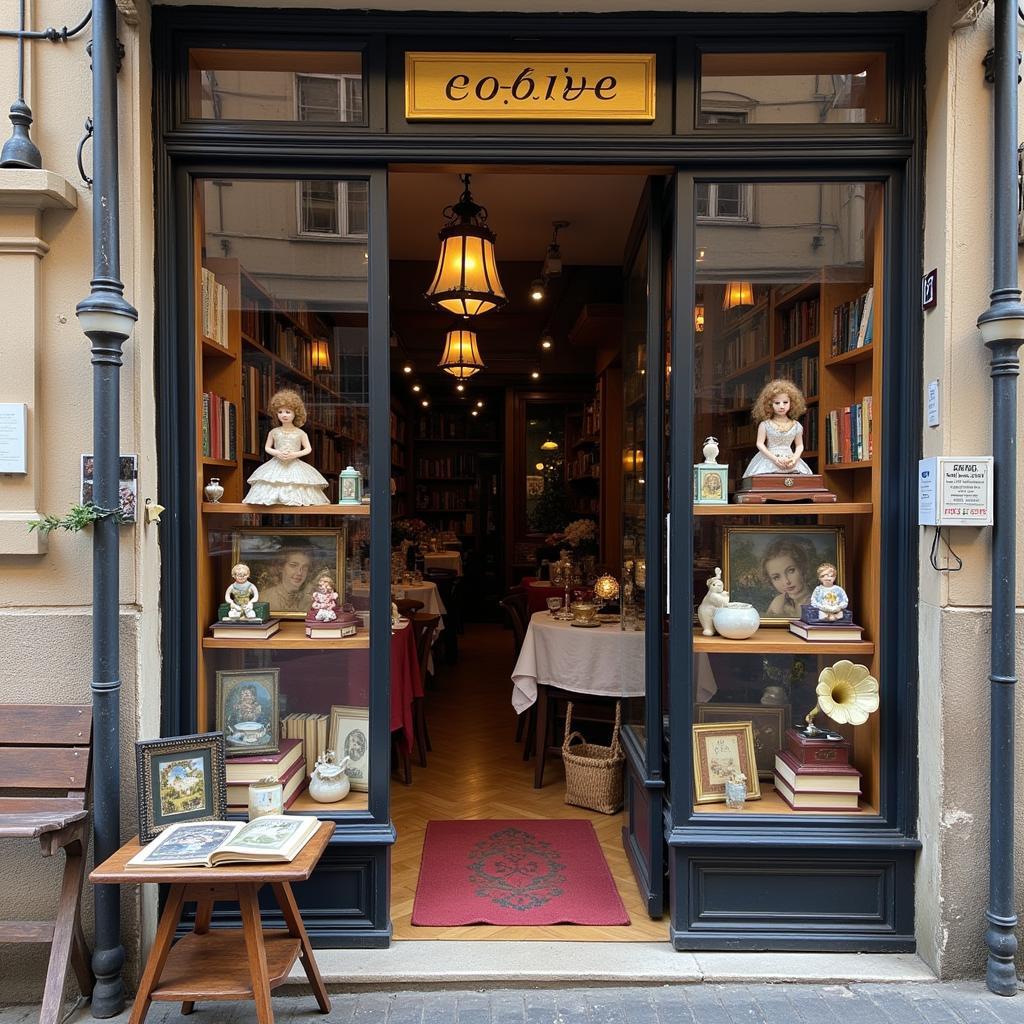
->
561, 700, 625, 814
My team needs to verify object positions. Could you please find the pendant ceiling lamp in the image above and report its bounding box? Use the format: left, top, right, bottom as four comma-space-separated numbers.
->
438, 328, 486, 379
425, 174, 506, 318
722, 280, 755, 310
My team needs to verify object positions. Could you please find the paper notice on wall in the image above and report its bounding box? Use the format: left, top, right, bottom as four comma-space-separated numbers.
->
0, 404, 27, 474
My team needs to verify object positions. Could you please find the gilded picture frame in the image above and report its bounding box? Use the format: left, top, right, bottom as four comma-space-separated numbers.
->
692, 721, 761, 804
721, 525, 845, 626
232, 528, 344, 620
135, 732, 227, 844
216, 668, 281, 757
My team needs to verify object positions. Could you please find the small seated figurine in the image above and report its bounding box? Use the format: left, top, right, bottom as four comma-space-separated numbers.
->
309, 573, 339, 623
810, 562, 849, 622
743, 379, 813, 478
243, 388, 329, 506
225, 563, 259, 620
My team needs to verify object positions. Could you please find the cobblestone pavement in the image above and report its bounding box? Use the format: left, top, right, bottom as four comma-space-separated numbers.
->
5, 981, 1021, 1024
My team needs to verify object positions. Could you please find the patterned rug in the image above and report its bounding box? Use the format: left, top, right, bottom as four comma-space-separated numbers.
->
411, 819, 630, 926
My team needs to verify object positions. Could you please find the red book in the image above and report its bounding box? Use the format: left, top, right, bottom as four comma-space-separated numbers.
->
225, 738, 303, 782
226, 754, 306, 809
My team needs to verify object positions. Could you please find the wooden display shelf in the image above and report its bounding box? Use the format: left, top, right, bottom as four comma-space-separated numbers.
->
824, 460, 874, 471
202, 457, 237, 468
204, 620, 369, 650
694, 783, 879, 817
288, 791, 368, 814
692, 502, 872, 516
201, 336, 236, 359
723, 354, 771, 383
825, 344, 874, 367
202, 502, 369, 516
692, 627, 873, 655
775, 336, 819, 358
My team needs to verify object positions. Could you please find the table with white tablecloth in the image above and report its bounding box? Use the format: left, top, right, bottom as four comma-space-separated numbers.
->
352, 581, 447, 672
422, 551, 462, 575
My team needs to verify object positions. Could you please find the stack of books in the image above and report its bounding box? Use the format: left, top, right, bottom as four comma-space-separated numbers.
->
773, 728, 861, 811
788, 618, 863, 642
281, 713, 329, 777
210, 617, 281, 640
225, 738, 306, 813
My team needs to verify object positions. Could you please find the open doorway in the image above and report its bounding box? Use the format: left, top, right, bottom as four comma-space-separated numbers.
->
386, 168, 665, 941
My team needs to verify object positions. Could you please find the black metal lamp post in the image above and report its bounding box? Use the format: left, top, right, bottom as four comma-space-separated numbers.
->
977, 0, 1024, 998
75, 0, 137, 1016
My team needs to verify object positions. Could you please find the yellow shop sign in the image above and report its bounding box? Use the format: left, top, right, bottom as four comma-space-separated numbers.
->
405, 52, 656, 122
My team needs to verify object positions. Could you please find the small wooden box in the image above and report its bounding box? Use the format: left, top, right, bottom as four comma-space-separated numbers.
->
735, 473, 836, 504
784, 727, 851, 766
693, 464, 728, 504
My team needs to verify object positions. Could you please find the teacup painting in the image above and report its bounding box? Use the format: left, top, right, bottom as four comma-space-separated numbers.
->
216, 669, 280, 757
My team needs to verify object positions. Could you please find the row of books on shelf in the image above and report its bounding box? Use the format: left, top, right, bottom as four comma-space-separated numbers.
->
415, 454, 478, 477
391, 442, 405, 469
777, 296, 820, 351
567, 450, 599, 480
415, 412, 497, 441
201, 391, 237, 462
831, 287, 874, 357
201, 267, 231, 348
775, 353, 819, 399
241, 363, 274, 456
390, 411, 406, 444
581, 394, 601, 437
825, 396, 873, 464
722, 371, 771, 412
275, 326, 315, 377
414, 484, 479, 510
308, 429, 345, 476
717, 318, 770, 377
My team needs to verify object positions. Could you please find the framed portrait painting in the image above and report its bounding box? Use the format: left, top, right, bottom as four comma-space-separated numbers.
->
135, 732, 227, 843
692, 722, 761, 804
329, 704, 369, 792
216, 668, 280, 757
232, 528, 344, 620
695, 703, 790, 781
722, 525, 845, 626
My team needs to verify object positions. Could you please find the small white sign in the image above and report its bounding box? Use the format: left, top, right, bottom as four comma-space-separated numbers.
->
0, 403, 27, 474
918, 456, 993, 526
927, 380, 940, 427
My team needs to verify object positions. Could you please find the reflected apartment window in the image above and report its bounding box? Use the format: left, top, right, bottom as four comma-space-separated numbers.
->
296, 73, 367, 238
696, 111, 753, 223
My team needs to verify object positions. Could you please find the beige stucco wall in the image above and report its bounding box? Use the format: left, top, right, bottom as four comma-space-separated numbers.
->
917, 0, 1024, 979
0, 0, 157, 1005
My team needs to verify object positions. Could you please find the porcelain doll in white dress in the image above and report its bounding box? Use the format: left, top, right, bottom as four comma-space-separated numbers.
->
243, 388, 329, 506
742, 378, 814, 477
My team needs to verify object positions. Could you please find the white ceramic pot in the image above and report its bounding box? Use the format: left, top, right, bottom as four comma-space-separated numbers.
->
308, 757, 351, 803
712, 602, 761, 640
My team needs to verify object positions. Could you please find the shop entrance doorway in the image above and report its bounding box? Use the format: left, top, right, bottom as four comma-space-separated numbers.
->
385, 167, 669, 940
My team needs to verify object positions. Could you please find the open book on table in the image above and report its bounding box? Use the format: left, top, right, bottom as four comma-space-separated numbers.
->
128, 815, 321, 868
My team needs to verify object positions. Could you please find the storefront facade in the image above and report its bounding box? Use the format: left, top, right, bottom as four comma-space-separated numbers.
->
0, 0, 1021, 1000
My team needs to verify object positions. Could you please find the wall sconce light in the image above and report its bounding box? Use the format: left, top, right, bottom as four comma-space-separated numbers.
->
425, 174, 506, 318
722, 280, 755, 310
310, 338, 332, 374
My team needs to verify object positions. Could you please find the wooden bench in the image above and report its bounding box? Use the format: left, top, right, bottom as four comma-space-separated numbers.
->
0, 704, 95, 1024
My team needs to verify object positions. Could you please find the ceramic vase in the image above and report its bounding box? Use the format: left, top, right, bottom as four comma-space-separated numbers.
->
204, 477, 224, 503
712, 602, 761, 639
309, 755, 351, 803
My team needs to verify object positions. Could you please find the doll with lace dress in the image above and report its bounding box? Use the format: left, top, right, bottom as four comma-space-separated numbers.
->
243, 389, 329, 506
742, 378, 813, 478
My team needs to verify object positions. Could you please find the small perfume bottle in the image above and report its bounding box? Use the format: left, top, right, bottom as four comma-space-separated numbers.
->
724, 770, 748, 809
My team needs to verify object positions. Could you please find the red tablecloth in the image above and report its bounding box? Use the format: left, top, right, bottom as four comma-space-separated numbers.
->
273, 625, 421, 755
519, 577, 569, 616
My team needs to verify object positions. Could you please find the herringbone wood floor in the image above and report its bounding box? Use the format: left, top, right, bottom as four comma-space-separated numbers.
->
390, 620, 668, 941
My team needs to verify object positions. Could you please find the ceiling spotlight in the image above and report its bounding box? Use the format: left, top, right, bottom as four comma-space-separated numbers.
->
476, 400, 484, 408
403, 364, 413, 374
540, 334, 553, 350
535, 462, 545, 471
421, 399, 430, 407
530, 370, 540, 380
456, 383, 465, 392
543, 220, 569, 278
471, 410, 478, 417
529, 278, 546, 303
412, 384, 421, 393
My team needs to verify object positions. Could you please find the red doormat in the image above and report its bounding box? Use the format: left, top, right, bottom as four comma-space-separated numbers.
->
411, 819, 630, 926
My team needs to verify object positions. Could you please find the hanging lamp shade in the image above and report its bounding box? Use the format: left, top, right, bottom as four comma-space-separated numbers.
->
438, 328, 486, 379
310, 338, 332, 373
425, 174, 506, 318
722, 280, 755, 310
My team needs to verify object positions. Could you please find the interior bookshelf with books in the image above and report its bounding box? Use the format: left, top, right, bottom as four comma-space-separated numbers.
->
691, 181, 884, 817
192, 177, 376, 816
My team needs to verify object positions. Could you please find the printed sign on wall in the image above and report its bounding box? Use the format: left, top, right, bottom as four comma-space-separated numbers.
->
405, 52, 656, 122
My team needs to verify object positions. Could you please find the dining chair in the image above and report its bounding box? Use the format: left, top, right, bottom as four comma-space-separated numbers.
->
410, 612, 440, 767
395, 598, 424, 617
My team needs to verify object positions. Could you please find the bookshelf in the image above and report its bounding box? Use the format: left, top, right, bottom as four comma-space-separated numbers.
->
693, 183, 884, 817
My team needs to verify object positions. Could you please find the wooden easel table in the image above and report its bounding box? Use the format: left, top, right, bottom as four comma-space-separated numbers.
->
90, 821, 334, 1024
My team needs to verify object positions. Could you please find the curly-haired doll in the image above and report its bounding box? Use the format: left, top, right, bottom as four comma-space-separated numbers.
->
243, 388, 329, 506
743, 378, 813, 478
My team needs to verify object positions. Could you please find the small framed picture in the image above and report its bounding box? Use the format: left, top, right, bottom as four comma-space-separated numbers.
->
692, 721, 761, 804
232, 529, 345, 620
722, 526, 845, 626
135, 732, 227, 844
329, 704, 370, 792
216, 668, 280, 757
80, 453, 138, 524
695, 703, 790, 781
693, 464, 728, 505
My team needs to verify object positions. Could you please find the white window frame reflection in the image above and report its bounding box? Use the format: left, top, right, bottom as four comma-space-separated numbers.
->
296, 179, 368, 239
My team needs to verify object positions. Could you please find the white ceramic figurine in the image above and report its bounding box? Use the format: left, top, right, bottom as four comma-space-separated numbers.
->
697, 566, 730, 636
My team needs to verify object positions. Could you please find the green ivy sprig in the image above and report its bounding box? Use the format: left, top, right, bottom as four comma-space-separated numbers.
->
28, 502, 126, 536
